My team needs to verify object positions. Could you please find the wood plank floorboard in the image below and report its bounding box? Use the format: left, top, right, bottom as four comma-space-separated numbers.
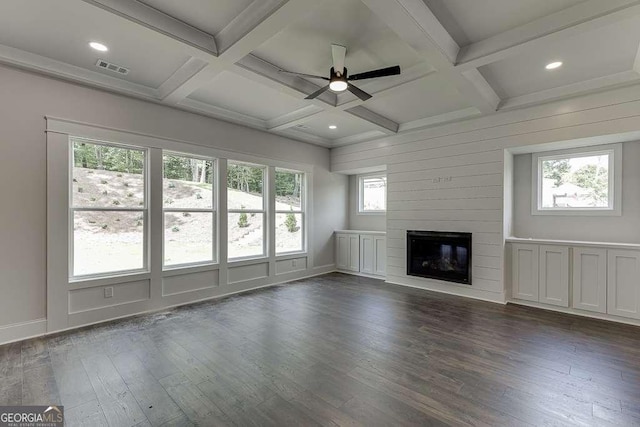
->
1, 273, 640, 426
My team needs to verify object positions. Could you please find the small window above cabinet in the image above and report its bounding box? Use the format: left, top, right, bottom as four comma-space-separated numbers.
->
532, 144, 621, 216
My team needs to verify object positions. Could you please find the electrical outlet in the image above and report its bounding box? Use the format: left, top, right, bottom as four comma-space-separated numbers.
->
104, 287, 114, 298
292, 259, 297, 267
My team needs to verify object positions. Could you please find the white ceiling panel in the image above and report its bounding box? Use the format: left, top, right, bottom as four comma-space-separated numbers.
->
139, 0, 254, 36
295, 111, 379, 140
479, 17, 640, 99
189, 71, 309, 121
424, 0, 588, 46
252, 0, 423, 80
0, 0, 190, 89
365, 73, 471, 123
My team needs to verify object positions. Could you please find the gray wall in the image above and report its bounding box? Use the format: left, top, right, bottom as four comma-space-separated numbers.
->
0, 64, 347, 330
513, 141, 640, 243
347, 175, 386, 231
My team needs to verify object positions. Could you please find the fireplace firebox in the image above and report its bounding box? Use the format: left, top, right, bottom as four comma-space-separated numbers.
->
407, 231, 471, 285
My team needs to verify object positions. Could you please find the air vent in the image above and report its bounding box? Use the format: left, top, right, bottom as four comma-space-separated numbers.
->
295, 124, 310, 130
96, 59, 129, 75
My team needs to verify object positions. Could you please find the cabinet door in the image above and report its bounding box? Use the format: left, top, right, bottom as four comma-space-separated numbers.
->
374, 236, 386, 277
572, 247, 607, 314
539, 245, 569, 307
360, 235, 375, 275
336, 234, 349, 270
348, 234, 360, 272
607, 250, 640, 319
512, 244, 539, 302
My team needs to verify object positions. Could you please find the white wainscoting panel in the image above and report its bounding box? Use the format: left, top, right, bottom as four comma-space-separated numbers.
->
162, 270, 219, 296
228, 262, 269, 284
275, 257, 307, 275
69, 279, 151, 314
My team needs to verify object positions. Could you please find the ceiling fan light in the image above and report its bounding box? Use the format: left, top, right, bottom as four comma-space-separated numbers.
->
329, 80, 348, 92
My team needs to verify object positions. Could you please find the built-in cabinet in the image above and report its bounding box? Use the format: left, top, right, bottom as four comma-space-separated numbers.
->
607, 250, 640, 319
572, 248, 607, 314
509, 239, 640, 321
336, 231, 386, 278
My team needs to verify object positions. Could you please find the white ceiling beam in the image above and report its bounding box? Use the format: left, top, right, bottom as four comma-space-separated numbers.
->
399, 107, 482, 132
157, 57, 208, 100
216, 0, 322, 62
81, 0, 217, 55
335, 62, 436, 110
346, 106, 399, 134
162, 64, 226, 104
234, 54, 336, 106
456, 0, 640, 71
360, 0, 500, 113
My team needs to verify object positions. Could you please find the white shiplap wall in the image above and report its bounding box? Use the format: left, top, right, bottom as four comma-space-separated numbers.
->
332, 84, 640, 303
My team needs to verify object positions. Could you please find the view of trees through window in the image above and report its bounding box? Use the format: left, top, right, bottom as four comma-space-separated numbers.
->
71, 142, 307, 274
540, 153, 610, 208
71, 140, 146, 277
275, 169, 304, 253
163, 153, 215, 267
228, 163, 265, 259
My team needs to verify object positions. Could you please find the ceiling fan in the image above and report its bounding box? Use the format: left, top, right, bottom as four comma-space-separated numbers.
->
279, 44, 401, 101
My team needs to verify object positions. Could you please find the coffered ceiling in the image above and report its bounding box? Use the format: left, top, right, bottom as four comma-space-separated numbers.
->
1, 0, 640, 147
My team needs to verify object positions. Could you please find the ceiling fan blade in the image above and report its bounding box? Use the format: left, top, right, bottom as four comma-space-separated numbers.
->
347, 83, 372, 101
331, 44, 347, 76
305, 85, 330, 100
278, 70, 329, 80
348, 65, 401, 81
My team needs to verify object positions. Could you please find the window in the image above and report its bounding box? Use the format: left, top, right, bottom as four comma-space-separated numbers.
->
71, 139, 147, 278
359, 173, 387, 213
163, 152, 216, 267
533, 144, 621, 215
227, 162, 266, 259
275, 169, 305, 254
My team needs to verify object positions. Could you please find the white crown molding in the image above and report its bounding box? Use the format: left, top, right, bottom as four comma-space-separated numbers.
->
0, 42, 159, 99
332, 131, 388, 147
267, 105, 325, 131
499, 70, 640, 110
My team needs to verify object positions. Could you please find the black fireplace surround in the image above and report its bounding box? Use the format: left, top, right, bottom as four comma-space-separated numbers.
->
407, 231, 472, 285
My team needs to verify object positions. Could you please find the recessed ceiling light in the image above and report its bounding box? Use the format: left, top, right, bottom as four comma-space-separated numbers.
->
89, 42, 108, 52
545, 61, 562, 70
329, 125, 337, 129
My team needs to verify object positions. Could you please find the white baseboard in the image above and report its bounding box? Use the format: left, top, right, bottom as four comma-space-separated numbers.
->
0, 267, 338, 346
0, 318, 47, 345
508, 299, 640, 327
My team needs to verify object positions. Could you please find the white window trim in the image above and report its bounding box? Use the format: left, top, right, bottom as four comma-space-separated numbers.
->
69, 137, 149, 281
275, 168, 306, 256
227, 161, 268, 261
358, 172, 387, 215
162, 151, 218, 270
531, 143, 622, 216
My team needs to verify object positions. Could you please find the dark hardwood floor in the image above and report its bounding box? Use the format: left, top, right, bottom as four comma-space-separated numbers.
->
2, 273, 640, 426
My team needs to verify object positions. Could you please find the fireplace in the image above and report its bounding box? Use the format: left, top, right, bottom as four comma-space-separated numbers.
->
407, 231, 471, 285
